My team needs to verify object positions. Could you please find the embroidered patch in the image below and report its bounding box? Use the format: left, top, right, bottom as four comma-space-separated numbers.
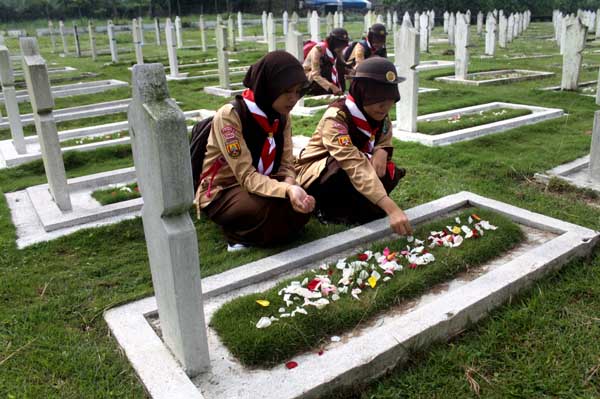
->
226, 141, 241, 158
337, 134, 352, 146
336, 110, 347, 120
221, 125, 238, 141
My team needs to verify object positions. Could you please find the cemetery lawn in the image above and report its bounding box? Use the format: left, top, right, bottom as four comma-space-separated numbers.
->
211, 208, 524, 368
59, 131, 128, 148
1, 19, 600, 398
91, 182, 140, 205
417, 108, 532, 135
303, 97, 336, 107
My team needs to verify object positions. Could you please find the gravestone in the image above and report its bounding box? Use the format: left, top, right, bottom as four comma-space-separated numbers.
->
154, 18, 161, 46
477, 11, 484, 34
262, 11, 268, 42
455, 14, 470, 80
561, 16, 587, 91
199, 15, 206, 52
466, 9, 472, 24
227, 16, 235, 50
414, 11, 420, 31
128, 63, 210, 377
48, 20, 56, 53
498, 13, 508, 48
443, 11, 449, 33
485, 13, 496, 56
72, 23, 81, 57
107, 20, 119, 63
326, 13, 333, 34
132, 19, 144, 64
393, 11, 398, 29
419, 13, 429, 52
165, 18, 181, 79
395, 24, 419, 132
596, 9, 600, 39
59, 20, 68, 54
88, 21, 97, 61
402, 12, 411, 27
507, 14, 514, 43
175, 16, 183, 49
311, 11, 320, 42
307, 11, 311, 34
283, 11, 289, 35
448, 12, 456, 46
429, 10, 435, 31
0, 46, 26, 154
267, 13, 276, 52
591, 111, 600, 184
596, 68, 600, 105
138, 16, 145, 45
291, 11, 299, 26
237, 11, 243, 39
216, 25, 230, 89
20, 37, 71, 211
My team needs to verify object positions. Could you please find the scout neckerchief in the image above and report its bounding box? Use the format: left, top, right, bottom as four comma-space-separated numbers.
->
344, 94, 378, 155
321, 41, 340, 89
242, 89, 279, 176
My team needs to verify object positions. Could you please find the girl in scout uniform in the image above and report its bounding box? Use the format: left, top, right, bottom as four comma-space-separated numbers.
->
295, 57, 413, 237
303, 28, 350, 96
346, 23, 388, 69
195, 51, 315, 251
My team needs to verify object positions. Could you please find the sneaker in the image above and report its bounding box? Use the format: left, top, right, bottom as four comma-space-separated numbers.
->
227, 243, 249, 252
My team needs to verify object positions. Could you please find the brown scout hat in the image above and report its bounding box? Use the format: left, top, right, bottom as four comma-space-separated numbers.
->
368, 23, 387, 40
352, 56, 405, 84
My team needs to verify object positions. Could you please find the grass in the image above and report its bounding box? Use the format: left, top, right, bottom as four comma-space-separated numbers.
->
303, 97, 336, 107
417, 107, 532, 135
211, 208, 524, 367
91, 182, 140, 205
0, 19, 600, 398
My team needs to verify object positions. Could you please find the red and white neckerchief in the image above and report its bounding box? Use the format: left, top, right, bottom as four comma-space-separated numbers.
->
344, 94, 379, 155
242, 89, 279, 175
365, 39, 373, 50
321, 41, 340, 89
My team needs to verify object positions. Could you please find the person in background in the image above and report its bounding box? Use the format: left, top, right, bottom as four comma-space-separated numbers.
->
295, 57, 413, 237
303, 28, 350, 96
344, 23, 388, 70
195, 51, 315, 252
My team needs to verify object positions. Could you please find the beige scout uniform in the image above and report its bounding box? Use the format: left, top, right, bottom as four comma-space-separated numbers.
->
303, 44, 338, 93
196, 104, 296, 209
347, 42, 368, 67
296, 106, 393, 205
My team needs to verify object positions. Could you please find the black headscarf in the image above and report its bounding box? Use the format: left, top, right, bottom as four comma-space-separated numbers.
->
243, 51, 307, 122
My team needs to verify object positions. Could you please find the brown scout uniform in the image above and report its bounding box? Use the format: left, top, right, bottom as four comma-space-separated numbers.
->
303, 44, 339, 94
295, 103, 395, 206
347, 42, 369, 67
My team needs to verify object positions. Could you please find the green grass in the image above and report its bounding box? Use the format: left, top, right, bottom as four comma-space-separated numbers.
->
1, 20, 600, 398
211, 208, 524, 367
303, 97, 336, 107
417, 107, 532, 135
91, 182, 140, 205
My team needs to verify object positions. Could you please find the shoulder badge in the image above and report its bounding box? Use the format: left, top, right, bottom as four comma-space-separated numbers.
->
337, 134, 352, 146
226, 141, 241, 158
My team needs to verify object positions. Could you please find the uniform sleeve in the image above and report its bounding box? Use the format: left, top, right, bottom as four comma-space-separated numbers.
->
308, 47, 337, 92
272, 118, 296, 180
353, 43, 366, 66
373, 117, 394, 159
320, 114, 388, 204
212, 106, 291, 198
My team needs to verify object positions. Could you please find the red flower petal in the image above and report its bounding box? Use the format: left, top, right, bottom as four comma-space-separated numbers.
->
327, 269, 334, 276
409, 263, 417, 269
318, 350, 324, 356
285, 361, 298, 369
307, 278, 321, 292
357, 253, 369, 261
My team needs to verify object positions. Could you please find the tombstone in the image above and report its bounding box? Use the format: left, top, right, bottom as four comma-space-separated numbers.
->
561, 16, 587, 91
498, 13, 508, 48
165, 19, 182, 79
132, 19, 144, 64
20, 37, 71, 211
282, 11, 289, 35
387, 11, 392, 28
429, 10, 435, 31
419, 13, 429, 53
267, 13, 276, 52
72, 24, 81, 57
443, 11, 449, 33
414, 12, 420, 31
514, 13, 520, 38
466, 10, 472, 24
596, 9, 600, 39
227, 16, 236, 50
455, 14, 470, 80
591, 111, 600, 184
555, 11, 563, 43
174, 16, 183, 49
107, 20, 118, 63
507, 14, 514, 43
88, 20, 97, 61
262, 11, 268, 42
395, 25, 419, 133
448, 12, 456, 46
364, 11, 370, 33
485, 14, 496, 56
128, 63, 210, 377
48, 20, 56, 53
477, 11, 484, 35
237, 11, 243, 40
307, 11, 311, 34
138, 16, 145, 45
402, 12, 411, 27
291, 11, 299, 26
326, 13, 334, 34
560, 14, 568, 55
199, 15, 206, 52
215, 25, 230, 90
311, 11, 320, 43
58, 20, 68, 54
154, 18, 161, 46
393, 11, 398, 29
0, 46, 26, 154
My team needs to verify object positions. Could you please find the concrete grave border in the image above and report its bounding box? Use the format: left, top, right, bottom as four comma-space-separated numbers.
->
12, 66, 77, 77
435, 69, 555, 86
539, 80, 598, 98
104, 191, 599, 399
392, 102, 564, 147
203, 82, 245, 97
0, 79, 128, 103
534, 155, 600, 192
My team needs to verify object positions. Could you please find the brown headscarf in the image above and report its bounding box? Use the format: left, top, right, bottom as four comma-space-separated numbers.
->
243, 51, 308, 121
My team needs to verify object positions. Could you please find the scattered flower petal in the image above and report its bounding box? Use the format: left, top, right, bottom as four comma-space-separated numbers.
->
256, 299, 270, 307
256, 317, 272, 329
285, 361, 298, 369
330, 335, 341, 342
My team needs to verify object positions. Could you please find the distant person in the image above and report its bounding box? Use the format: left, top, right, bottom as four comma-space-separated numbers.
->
303, 28, 350, 96
295, 57, 412, 236
195, 51, 315, 251
344, 23, 388, 70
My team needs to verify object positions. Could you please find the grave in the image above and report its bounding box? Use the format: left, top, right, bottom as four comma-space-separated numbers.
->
105, 188, 598, 398
561, 16, 587, 90
0, 79, 128, 103
203, 25, 244, 97
392, 102, 564, 146
435, 69, 555, 86
164, 18, 189, 80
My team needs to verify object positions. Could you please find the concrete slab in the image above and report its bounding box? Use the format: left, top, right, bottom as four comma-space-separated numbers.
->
534, 155, 600, 193
0, 79, 128, 103
104, 191, 599, 399
0, 98, 131, 129
12, 66, 77, 77
203, 82, 245, 97
539, 80, 598, 98
392, 102, 564, 146
435, 69, 555, 86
